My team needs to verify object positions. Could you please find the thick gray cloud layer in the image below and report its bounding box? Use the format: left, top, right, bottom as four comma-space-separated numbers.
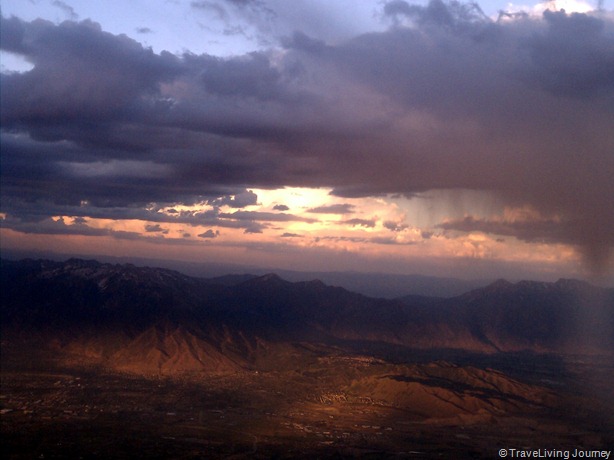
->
1, 1, 613, 272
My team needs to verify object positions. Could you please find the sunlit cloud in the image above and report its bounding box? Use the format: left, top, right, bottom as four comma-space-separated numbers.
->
503, 0, 596, 16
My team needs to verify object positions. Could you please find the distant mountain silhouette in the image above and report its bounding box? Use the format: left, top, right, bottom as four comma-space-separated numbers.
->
0, 248, 491, 297
436, 278, 614, 353
1, 258, 612, 374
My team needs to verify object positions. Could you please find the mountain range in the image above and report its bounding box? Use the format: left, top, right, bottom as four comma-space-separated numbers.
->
0, 248, 492, 298
2, 258, 612, 375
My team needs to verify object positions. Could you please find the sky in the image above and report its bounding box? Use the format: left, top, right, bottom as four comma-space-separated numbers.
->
1, 0, 613, 283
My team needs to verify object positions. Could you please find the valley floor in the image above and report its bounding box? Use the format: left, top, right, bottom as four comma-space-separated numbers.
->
1, 351, 612, 459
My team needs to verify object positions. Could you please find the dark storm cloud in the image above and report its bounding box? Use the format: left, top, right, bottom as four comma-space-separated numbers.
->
438, 216, 562, 242
307, 204, 355, 214
343, 218, 377, 228
243, 225, 264, 234
182, 52, 285, 101
280, 232, 302, 238
145, 224, 169, 233
218, 211, 316, 222
198, 229, 220, 238
0, 16, 181, 128
1, 2, 614, 273
209, 189, 258, 208
273, 204, 290, 211
2, 215, 141, 239
435, 220, 614, 275
524, 10, 614, 97
384, 221, 409, 232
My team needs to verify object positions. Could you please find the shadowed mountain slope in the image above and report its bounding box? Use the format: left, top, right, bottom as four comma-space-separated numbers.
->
2, 258, 613, 375
433, 278, 614, 353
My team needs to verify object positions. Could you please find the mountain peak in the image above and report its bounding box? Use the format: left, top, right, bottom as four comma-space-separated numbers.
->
242, 273, 287, 286
259, 273, 283, 282
485, 278, 513, 290
64, 258, 103, 269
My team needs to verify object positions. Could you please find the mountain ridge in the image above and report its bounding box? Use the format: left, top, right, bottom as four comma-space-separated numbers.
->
0, 250, 497, 297
2, 258, 613, 375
